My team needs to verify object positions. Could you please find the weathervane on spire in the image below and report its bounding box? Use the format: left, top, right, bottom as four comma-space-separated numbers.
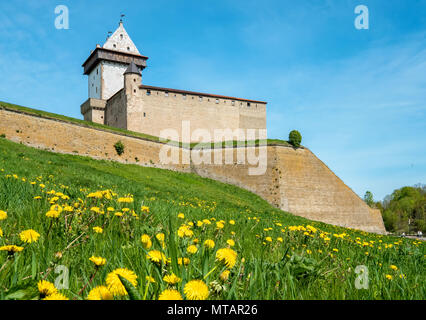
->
120, 13, 125, 24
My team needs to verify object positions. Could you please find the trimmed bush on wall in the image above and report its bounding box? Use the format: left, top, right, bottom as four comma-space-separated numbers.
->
289, 130, 302, 148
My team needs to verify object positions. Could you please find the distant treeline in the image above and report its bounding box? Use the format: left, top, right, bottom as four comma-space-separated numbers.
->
364, 184, 426, 233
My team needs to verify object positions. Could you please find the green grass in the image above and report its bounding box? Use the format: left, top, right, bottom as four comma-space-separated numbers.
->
0, 137, 424, 300
0, 101, 293, 149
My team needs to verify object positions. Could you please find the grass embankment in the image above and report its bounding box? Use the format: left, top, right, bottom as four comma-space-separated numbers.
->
0, 138, 424, 300
0, 101, 292, 149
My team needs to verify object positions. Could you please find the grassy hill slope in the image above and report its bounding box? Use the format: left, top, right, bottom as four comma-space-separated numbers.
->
0, 138, 424, 300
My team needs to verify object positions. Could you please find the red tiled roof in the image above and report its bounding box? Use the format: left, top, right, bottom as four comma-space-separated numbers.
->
139, 85, 267, 104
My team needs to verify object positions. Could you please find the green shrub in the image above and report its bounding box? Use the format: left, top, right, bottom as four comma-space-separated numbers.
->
289, 130, 302, 148
114, 140, 125, 156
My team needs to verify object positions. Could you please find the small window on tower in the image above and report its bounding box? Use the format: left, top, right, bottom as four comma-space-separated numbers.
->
146, 90, 151, 96
143, 112, 146, 117
96, 69, 98, 75
199, 96, 203, 102
127, 47, 130, 51
247, 102, 251, 107
231, 101, 235, 106
113, 44, 116, 48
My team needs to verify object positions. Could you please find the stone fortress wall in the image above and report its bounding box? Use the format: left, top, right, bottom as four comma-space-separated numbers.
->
83, 73, 267, 144
0, 107, 386, 234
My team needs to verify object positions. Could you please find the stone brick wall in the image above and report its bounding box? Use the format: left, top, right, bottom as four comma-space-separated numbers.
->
105, 89, 127, 129
133, 86, 266, 143
0, 107, 386, 233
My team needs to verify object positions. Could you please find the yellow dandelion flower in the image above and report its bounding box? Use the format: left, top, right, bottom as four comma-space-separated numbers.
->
93, 226, 103, 234
0, 227, 2, 237
306, 249, 312, 254
197, 221, 203, 227
42, 293, 69, 300
187, 245, 198, 254
146, 276, 156, 283
177, 213, 185, 219
265, 237, 272, 243
106, 268, 138, 296
141, 234, 152, 249
306, 225, 317, 233
146, 250, 167, 264
204, 239, 215, 249
202, 219, 211, 225
332, 248, 339, 252
390, 265, 398, 271
219, 270, 230, 281
216, 221, 225, 229
178, 257, 190, 266
277, 237, 283, 243
114, 212, 123, 217
141, 206, 150, 213
385, 274, 393, 280
45, 210, 60, 219
19, 229, 40, 243
118, 197, 133, 203
89, 256, 106, 267
87, 286, 113, 300
156, 233, 165, 242
184, 280, 209, 300
38, 280, 58, 297
50, 204, 63, 213
226, 239, 235, 247
0, 245, 24, 254
163, 273, 181, 285
229, 220, 235, 225
216, 248, 238, 269
158, 289, 183, 300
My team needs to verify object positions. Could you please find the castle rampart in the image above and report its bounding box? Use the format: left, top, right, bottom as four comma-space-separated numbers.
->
0, 106, 386, 234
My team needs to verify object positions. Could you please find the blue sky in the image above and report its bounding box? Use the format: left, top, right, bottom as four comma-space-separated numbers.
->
0, 0, 425, 200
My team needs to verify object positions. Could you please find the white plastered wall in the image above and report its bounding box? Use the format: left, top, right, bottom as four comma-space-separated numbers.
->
88, 65, 101, 99
101, 61, 128, 100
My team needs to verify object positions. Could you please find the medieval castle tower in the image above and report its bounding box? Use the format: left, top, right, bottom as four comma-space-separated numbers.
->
81, 22, 267, 143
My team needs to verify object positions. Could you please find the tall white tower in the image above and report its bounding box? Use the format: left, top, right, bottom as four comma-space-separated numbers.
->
81, 21, 148, 123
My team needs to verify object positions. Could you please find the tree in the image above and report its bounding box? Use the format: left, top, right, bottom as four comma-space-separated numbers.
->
364, 191, 374, 207
289, 130, 302, 148
378, 185, 426, 233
